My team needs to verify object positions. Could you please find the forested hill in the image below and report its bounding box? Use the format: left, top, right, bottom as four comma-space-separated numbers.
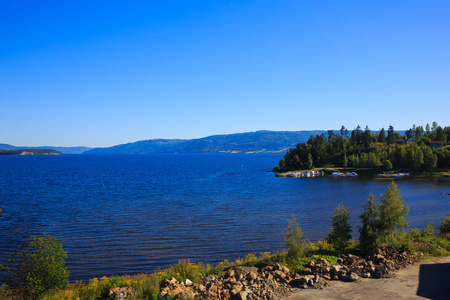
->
274, 124, 450, 172
0, 149, 63, 155
83, 130, 327, 154
0, 144, 91, 154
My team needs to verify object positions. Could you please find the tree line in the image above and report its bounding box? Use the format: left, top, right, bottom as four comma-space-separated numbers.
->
285, 181, 450, 257
274, 122, 450, 172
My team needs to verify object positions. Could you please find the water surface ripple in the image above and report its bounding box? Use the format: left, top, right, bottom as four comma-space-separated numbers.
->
0, 154, 448, 281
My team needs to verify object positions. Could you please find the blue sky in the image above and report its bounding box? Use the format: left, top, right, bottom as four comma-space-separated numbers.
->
1, 1, 449, 147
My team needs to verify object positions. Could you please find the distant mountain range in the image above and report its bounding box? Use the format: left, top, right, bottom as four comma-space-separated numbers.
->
0, 144, 92, 154
1, 129, 410, 155
83, 130, 327, 154
2, 131, 322, 155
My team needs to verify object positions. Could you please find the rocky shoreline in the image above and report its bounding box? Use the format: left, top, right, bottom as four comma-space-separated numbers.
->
275, 171, 325, 178
108, 248, 422, 300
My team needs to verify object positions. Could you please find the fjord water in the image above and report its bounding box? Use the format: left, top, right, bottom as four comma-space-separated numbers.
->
0, 154, 448, 281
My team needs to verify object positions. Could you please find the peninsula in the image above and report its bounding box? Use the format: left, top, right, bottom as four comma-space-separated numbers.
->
0, 149, 63, 155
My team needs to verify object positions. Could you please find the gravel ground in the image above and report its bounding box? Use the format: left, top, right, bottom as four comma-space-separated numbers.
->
284, 256, 450, 300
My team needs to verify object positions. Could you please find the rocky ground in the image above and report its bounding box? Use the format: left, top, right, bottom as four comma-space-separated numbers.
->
108, 248, 446, 300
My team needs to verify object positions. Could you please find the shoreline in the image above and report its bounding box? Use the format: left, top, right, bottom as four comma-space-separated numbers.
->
275, 168, 450, 179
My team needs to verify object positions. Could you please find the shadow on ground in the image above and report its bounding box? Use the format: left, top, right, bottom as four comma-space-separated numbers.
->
416, 262, 450, 299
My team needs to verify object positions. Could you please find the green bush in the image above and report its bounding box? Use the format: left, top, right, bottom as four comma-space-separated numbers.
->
439, 214, 450, 236
0, 283, 13, 299
0, 234, 69, 299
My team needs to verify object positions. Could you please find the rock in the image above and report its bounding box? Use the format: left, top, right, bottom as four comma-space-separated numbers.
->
235, 266, 259, 273
331, 265, 341, 274
262, 266, 273, 272
303, 261, 315, 268
205, 275, 218, 281
159, 291, 168, 299
206, 283, 218, 293
349, 272, 359, 282
350, 265, 363, 276
273, 270, 286, 279
314, 277, 329, 289
108, 287, 133, 300
340, 265, 349, 272
175, 290, 197, 299
231, 283, 243, 295
303, 268, 312, 274
239, 291, 248, 300
374, 254, 386, 263
226, 269, 235, 277
168, 286, 187, 297
247, 272, 258, 281
289, 276, 310, 288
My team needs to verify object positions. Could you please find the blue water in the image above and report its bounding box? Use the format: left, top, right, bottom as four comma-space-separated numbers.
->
0, 154, 448, 281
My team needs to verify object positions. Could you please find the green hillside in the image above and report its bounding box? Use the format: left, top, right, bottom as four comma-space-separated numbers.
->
83, 130, 327, 154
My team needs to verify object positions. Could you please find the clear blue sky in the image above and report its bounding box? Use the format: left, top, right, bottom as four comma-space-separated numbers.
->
1, 1, 449, 147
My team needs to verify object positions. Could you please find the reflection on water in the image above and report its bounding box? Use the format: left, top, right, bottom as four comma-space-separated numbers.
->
0, 154, 448, 281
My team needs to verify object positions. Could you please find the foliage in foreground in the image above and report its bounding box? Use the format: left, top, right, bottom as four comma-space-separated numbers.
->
440, 214, 450, 236
0, 234, 69, 300
3, 229, 449, 300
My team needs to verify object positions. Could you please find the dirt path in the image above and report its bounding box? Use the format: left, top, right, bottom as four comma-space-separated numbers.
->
285, 256, 450, 300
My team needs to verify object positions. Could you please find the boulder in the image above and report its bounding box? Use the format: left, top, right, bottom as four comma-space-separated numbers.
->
108, 287, 133, 300
348, 272, 359, 282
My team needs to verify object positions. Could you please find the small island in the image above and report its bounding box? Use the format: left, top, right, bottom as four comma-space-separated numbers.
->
0, 149, 63, 155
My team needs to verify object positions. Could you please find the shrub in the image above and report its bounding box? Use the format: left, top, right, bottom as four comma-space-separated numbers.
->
439, 214, 450, 236
422, 223, 436, 238
284, 214, 307, 258
327, 203, 352, 252
0, 284, 12, 299
0, 234, 69, 299
383, 159, 393, 170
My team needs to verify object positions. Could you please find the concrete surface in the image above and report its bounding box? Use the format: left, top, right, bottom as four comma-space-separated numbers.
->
285, 256, 450, 300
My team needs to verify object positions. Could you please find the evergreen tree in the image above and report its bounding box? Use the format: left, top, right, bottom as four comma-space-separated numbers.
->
284, 214, 306, 258
387, 125, 395, 144
378, 128, 386, 143
307, 153, 313, 170
359, 182, 409, 254
343, 154, 348, 168
359, 194, 380, 254
327, 204, 352, 251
